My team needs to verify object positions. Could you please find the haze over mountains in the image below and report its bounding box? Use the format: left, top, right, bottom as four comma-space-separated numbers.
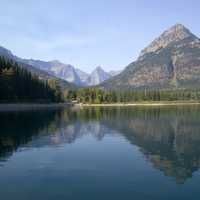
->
23, 59, 120, 86
0, 46, 121, 87
102, 24, 200, 90
1, 23, 200, 90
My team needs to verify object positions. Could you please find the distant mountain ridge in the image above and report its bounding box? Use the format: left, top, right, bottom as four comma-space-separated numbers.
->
101, 24, 200, 90
0, 46, 75, 90
0, 45, 121, 87
22, 59, 83, 85
86, 66, 111, 86
22, 58, 121, 86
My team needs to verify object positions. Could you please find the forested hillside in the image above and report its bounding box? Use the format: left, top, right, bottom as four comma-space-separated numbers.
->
0, 57, 63, 102
65, 88, 200, 103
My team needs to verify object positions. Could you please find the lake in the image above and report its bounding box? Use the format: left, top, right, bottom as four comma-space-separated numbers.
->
1, 106, 200, 200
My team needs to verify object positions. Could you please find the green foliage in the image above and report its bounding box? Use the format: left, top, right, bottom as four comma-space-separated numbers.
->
0, 57, 63, 102
65, 87, 200, 103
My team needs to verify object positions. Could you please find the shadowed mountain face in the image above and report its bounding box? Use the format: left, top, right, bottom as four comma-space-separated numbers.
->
101, 24, 200, 90
1, 106, 200, 184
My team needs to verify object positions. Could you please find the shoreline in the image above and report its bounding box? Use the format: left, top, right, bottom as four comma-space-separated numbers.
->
1, 101, 200, 112
0, 103, 72, 112
77, 101, 200, 107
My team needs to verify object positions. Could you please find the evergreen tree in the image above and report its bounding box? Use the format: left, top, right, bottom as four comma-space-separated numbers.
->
0, 57, 63, 103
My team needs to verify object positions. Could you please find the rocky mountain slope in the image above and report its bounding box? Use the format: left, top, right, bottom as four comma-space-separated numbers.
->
0, 46, 75, 90
86, 66, 111, 86
22, 59, 82, 85
101, 24, 200, 90
108, 70, 122, 77
0, 45, 120, 88
22, 58, 120, 86
75, 68, 89, 84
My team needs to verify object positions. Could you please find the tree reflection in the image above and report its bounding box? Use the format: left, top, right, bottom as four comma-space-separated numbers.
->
1, 106, 200, 183
90, 106, 200, 184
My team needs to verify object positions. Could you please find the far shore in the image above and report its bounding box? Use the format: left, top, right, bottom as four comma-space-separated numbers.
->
76, 101, 200, 107
0, 103, 73, 112
1, 101, 200, 112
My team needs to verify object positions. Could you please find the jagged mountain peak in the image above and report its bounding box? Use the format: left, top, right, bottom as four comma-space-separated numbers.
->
87, 66, 111, 86
168, 23, 191, 33
91, 66, 109, 77
139, 23, 196, 59
102, 23, 200, 90
93, 66, 104, 72
47, 62, 82, 85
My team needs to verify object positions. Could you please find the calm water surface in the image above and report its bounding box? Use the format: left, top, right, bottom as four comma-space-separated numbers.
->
1, 106, 200, 200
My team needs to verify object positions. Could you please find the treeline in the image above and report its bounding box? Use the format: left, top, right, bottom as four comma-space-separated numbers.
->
65, 88, 200, 103
0, 57, 62, 102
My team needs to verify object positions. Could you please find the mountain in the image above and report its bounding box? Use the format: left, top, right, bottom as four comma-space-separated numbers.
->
80, 67, 121, 86
0, 46, 53, 80
101, 24, 200, 90
22, 58, 116, 86
86, 66, 111, 86
0, 58, 62, 102
75, 68, 89, 84
50, 61, 82, 85
23, 59, 82, 85
108, 70, 122, 76
0, 46, 75, 90
0, 46, 120, 87
0, 46, 14, 58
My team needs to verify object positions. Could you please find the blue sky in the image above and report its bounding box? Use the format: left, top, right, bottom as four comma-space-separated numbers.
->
1, 0, 200, 72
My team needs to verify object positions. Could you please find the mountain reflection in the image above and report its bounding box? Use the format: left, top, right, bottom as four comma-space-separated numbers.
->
0, 109, 110, 161
97, 106, 200, 184
1, 106, 200, 183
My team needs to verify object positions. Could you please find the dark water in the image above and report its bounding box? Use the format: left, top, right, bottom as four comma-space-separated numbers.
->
1, 106, 200, 200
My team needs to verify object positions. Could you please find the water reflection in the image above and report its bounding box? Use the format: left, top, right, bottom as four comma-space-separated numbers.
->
97, 106, 200, 184
1, 106, 200, 183
0, 110, 63, 161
